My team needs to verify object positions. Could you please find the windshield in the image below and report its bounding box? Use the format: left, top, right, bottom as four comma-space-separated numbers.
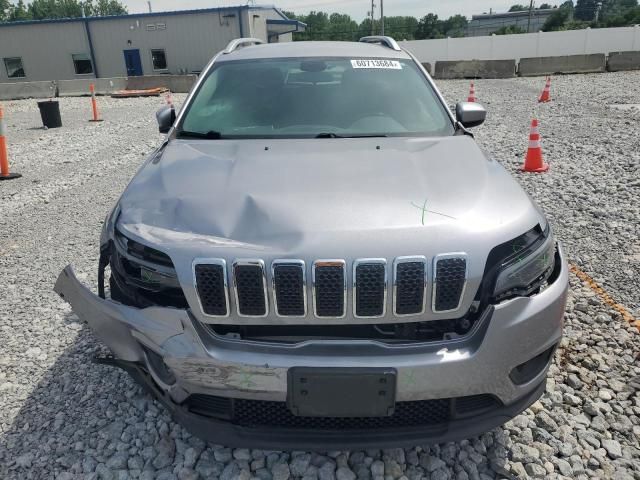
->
179, 57, 454, 139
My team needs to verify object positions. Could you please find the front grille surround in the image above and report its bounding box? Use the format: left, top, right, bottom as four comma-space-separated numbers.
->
312, 260, 347, 319
392, 256, 428, 317
432, 253, 468, 313
191, 256, 470, 319
353, 259, 387, 319
271, 260, 307, 318
232, 259, 269, 318
192, 258, 230, 318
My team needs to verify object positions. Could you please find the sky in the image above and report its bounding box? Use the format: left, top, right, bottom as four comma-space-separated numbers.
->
123, 0, 559, 20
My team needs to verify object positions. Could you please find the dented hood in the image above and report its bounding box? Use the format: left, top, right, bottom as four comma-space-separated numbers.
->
117, 136, 538, 253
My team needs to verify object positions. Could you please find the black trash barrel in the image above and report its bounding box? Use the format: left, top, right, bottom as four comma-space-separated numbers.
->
37, 100, 62, 128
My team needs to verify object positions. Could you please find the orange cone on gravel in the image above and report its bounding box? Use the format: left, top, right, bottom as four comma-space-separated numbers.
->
467, 81, 476, 103
539, 76, 551, 103
522, 119, 549, 173
0, 104, 22, 181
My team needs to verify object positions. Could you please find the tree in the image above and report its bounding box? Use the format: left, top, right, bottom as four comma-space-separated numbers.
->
1, 0, 12, 21
87, 0, 127, 16
542, 1, 575, 29
538, 3, 554, 8
494, 25, 527, 34
509, 4, 529, 11
9, 0, 32, 20
441, 14, 468, 37
383, 16, 419, 40
414, 13, 444, 39
574, 0, 598, 20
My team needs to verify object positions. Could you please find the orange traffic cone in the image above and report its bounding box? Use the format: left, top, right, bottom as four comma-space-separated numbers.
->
0, 104, 22, 181
468, 81, 476, 103
522, 119, 549, 173
89, 84, 103, 122
538, 76, 551, 103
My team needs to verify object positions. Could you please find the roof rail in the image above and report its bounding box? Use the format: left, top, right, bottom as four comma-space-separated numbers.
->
359, 36, 402, 51
223, 38, 265, 55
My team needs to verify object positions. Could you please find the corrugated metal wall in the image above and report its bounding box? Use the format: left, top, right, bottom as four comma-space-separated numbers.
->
89, 10, 243, 77
0, 22, 90, 82
0, 7, 285, 83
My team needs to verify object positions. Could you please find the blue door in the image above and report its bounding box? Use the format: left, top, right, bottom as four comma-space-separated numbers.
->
123, 49, 143, 76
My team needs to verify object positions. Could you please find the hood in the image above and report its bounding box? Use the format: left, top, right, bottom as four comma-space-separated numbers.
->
118, 136, 540, 256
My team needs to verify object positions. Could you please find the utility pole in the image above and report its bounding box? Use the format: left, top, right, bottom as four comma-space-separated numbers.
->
147, 1, 152, 12
370, 0, 376, 36
380, 0, 384, 36
527, 0, 534, 33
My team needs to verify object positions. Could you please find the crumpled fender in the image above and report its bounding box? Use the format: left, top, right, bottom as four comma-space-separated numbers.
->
54, 265, 187, 362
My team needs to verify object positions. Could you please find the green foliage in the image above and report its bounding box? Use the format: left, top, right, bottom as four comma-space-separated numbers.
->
538, 3, 554, 8
291, 11, 424, 41
575, 0, 598, 20
414, 13, 467, 39
542, 2, 574, 29
0, 0, 11, 20
509, 4, 529, 11
493, 25, 527, 34
441, 14, 468, 37
9, 0, 31, 20
0, 0, 127, 22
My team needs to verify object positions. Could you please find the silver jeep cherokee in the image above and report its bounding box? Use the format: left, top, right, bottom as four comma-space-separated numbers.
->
55, 37, 569, 449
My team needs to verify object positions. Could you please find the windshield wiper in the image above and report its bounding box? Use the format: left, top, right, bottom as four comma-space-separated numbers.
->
315, 133, 388, 139
176, 130, 224, 139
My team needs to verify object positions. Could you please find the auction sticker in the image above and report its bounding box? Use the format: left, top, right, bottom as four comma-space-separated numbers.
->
351, 59, 402, 70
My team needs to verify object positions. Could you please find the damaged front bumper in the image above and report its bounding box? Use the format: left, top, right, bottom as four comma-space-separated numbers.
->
54, 247, 568, 449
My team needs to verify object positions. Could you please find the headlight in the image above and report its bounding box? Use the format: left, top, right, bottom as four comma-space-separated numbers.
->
492, 227, 556, 302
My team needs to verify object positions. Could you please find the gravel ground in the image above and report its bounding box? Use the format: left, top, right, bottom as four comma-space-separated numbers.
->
1, 72, 639, 480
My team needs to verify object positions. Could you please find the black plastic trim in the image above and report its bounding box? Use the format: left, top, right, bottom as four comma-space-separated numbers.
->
103, 359, 546, 450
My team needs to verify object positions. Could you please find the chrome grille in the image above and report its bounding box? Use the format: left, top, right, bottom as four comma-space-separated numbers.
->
393, 257, 427, 316
313, 260, 347, 318
272, 260, 306, 317
433, 255, 467, 313
353, 259, 387, 318
233, 260, 268, 317
193, 255, 468, 319
193, 259, 229, 317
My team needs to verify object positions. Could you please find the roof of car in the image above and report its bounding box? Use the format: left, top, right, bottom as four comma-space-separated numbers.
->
217, 41, 413, 62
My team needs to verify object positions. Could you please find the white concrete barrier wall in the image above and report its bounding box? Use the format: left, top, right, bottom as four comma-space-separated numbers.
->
401, 25, 640, 67
57, 77, 128, 96
0, 81, 57, 101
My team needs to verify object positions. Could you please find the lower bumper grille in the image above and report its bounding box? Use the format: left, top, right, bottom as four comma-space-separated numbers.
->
184, 393, 501, 430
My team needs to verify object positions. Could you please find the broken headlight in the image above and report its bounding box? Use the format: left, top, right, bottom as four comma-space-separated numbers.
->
492, 227, 556, 302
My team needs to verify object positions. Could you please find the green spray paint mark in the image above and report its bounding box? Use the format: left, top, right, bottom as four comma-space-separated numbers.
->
410, 200, 456, 225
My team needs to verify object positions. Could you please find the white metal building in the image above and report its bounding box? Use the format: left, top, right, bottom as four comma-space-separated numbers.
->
0, 5, 305, 83
467, 9, 556, 37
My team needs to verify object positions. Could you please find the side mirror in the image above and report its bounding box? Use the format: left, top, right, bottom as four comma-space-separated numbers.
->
455, 102, 486, 129
156, 105, 176, 134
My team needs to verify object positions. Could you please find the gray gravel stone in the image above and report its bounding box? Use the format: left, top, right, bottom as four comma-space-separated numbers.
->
272, 462, 291, 480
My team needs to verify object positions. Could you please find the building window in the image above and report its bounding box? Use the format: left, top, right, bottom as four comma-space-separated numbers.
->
4, 57, 25, 78
151, 49, 167, 71
72, 54, 94, 75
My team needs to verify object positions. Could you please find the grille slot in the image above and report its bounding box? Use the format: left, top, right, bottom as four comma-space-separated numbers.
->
433, 255, 467, 313
194, 261, 228, 317
313, 261, 346, 318
233, 260, 268, 317
182, 394, 502, 430
272, 261, 306, 317
394, 258, 427, 316
354, 260, 387, 318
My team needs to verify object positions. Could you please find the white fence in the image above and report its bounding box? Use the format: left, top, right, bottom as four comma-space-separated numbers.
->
400, 26, 640, 66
